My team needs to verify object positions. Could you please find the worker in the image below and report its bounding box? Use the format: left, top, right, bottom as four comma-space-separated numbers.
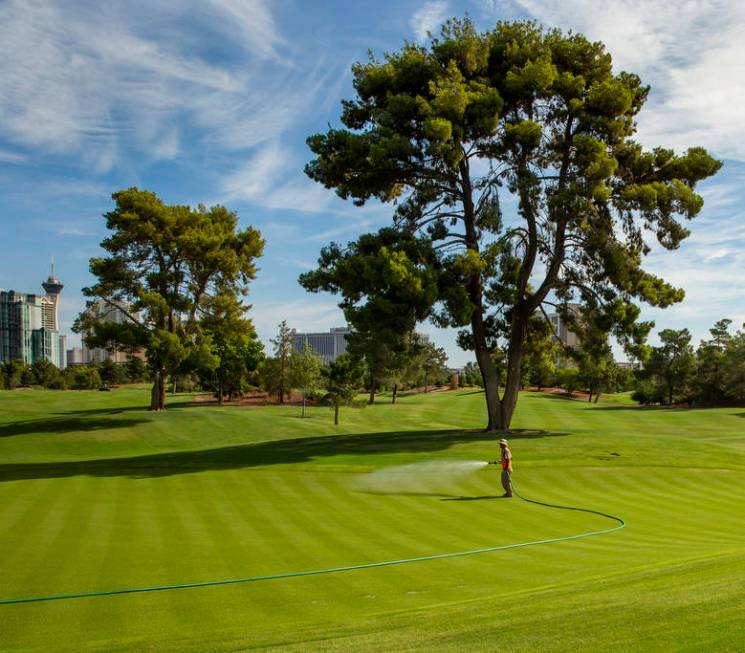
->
499, 438, 512, 497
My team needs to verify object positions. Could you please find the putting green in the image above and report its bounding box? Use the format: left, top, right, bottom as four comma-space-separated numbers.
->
1, 387, 744, 651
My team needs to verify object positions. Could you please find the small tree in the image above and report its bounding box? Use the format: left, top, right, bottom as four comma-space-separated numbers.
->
271, 321, 294, 404
696, 319, 732, 403
31, 359, 61, 388
200, 294, 264, 405
417, 343, 449, 392
324, 353, 364, 425
521, 316, 559, 390
67, 365, 102, 390
258, 358, 283, 401
289, 344, 323, 417
126, 356, 148, 383
722, 325, 745, 402
1, 360, 27, 389
640, 328, 697, 405
556, 367, 580, 397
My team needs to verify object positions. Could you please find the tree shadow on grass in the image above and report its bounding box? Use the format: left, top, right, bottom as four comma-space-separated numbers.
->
0, 428, 568, 482
590, 404, 689, 411
0, 399, 220, 438
48, 399, 202, 417
0, 416, 149, 438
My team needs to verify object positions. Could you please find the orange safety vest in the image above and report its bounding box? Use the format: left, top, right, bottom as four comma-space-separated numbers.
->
500, 447, 512, 471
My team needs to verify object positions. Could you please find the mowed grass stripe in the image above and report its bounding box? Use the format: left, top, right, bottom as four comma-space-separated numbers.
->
1, 387, 744, 652
0, 477, 61, 568
5, 476, 91, 596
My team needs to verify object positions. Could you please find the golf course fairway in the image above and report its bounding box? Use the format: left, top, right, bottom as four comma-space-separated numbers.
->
1, 387, 744, 651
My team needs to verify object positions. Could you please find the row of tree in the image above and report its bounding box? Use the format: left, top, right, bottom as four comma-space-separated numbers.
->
1, 356, 150, 391
632, 320, 745, 406
56, 19, 721, 431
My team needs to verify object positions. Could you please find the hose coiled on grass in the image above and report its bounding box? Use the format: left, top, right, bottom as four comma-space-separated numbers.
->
0, 474, 624, 606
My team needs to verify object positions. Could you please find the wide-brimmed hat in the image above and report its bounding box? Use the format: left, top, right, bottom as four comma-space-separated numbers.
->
498, 438, 508, 446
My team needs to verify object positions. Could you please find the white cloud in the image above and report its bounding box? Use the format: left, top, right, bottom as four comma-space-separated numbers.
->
411, 1, 449, 42
0, 0, 313, 171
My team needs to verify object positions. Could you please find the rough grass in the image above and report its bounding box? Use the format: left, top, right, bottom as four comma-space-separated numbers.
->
1, 387, 744, 651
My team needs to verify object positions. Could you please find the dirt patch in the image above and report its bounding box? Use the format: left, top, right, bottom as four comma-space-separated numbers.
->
191, 390, 318, 407
527, 387, 595, 401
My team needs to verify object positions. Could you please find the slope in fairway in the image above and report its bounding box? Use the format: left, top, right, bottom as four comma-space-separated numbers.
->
1, 387, 744, 651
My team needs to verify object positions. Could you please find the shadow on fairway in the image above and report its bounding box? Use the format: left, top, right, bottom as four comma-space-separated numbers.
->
50, 399, 202, 416
0, 427, 568, 482
0, 416, 148, 438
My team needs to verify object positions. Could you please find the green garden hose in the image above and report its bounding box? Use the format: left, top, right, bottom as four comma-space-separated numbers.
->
0, 474, 624, 606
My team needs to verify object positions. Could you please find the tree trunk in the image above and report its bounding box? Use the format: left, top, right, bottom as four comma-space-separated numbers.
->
302, 391, 306, 418
471, 311, 502, 431
368, 376, 376, 404
588, 390, 593, 403
594, 392, 600, 404
668, 384, 673, 406
159, 372, 166, 410
334, 403, 339, 425
150, 368, 166, 411
424, 371, 429, 393
218, 379, 224, 406
391, 383, 397, 404
498, 309, 529, 432
278, 382, 285, 404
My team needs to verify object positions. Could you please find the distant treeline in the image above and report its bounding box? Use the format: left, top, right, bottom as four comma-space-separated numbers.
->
631, 320, 745, 406
1, 356, 149, 391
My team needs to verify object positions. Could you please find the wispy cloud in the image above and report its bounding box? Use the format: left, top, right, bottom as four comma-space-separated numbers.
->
0, 0, 311, 172
411, 1, 449, 42
220, 139, 368, 214
204, 0, 286, 60
0, 149, 27, 163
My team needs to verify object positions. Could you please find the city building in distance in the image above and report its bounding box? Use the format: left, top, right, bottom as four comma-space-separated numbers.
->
292, 326, 351, 364
0, 265, 67, 368
546, 305, 580, 349
68, 299, 146, 365
291, 326, 430, 364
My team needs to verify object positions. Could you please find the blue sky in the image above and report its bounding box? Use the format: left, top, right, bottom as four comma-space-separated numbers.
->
1, 0, 744, 366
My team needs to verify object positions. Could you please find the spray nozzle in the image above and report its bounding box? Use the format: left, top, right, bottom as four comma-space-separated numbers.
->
487, 461, 498, 465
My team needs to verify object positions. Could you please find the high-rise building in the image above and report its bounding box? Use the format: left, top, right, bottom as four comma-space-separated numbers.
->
0, 267, 65, 366
292, 327, 351, 364
545, 305, 580, 348
66, 346, 85, 366
291, 326, 431, 364
58, 334, 67, 369
81, 299, 145, 364
0, 277, 62, 366
41, 262, 64, 332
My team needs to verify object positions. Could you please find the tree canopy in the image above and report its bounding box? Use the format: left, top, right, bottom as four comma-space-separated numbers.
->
303, 18, 721, 431
78, 187, 264, 410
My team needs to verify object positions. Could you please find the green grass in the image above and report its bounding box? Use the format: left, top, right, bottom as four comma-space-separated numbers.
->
1, 387, 744, 651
